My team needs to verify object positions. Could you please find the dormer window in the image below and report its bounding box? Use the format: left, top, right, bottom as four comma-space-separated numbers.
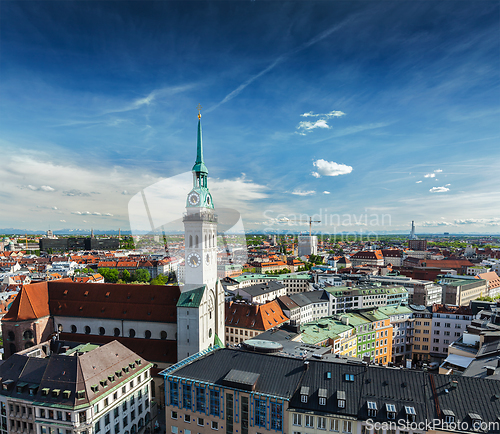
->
319, 389, 327, 406
337, 391, 346, 408
405, 406, 416, 422
469, 413, 482, 431
443, 409, 455, 424
367, 401, 377, 417
300, 386, 309, 403
386, 404, 396, 420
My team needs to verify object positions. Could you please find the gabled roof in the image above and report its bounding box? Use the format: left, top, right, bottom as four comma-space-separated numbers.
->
2, 281, 51, 322
225, 300, 288, 331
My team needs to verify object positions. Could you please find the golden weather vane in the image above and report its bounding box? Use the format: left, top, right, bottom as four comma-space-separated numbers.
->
197, 103, 202, 119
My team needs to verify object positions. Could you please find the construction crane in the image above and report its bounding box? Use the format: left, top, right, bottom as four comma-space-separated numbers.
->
309, 216, 321, 236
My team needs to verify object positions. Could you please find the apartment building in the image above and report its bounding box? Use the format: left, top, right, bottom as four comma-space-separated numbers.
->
409, 305, 433, 362
224, 300, 288, 344
379, 305, 413, 364
0, 340, 152, 434
369, 275, 442, 306
429, 304, 473, 358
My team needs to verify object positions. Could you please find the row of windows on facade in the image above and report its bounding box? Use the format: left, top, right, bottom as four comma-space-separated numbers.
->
6, 330, 34, 341
60, 324, 172, 339
292, 415, 353, 433
187, 234, 216, 249
169, 382, 283, 431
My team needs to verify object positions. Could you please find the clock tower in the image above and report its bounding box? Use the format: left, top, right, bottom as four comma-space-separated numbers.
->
177, 108, 224, 360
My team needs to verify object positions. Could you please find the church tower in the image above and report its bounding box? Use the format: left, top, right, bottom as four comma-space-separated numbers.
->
177, 108, 224, 360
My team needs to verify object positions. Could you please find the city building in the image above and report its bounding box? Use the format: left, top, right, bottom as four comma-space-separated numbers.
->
379, 305, 413, 364
0, 340, 152, 434
224, 300, 288, 344
298, 235, 318, 257
162, 346, 500, 434
440, 276, 487, 306
369, 275, 442, 306
349, 250, 384, 267
408, 239, 428, 251
408, 305, 433, 362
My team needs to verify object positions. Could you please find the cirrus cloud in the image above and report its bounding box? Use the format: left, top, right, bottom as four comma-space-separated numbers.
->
291, 189, 316, 196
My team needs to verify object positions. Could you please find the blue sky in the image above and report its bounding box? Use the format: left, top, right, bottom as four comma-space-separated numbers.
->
1, 1, 499, 235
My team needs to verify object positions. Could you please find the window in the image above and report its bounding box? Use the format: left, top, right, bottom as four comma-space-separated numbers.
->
171, 411, 177, 420
271, 402, 282, 431
338, 399, 345, 408
367, 401, 377, 417
198, 418, 204, 426
196, 387, 205, 412
342, 421, 352, 433
105, 414, 110, 426
170, 382, 179, 406
171, 427, 178, 434
184, 415, 190, 423
301, 394, 307, 403
209, 390, 220, 417
85, 326, 91, 334
330, 419, 339, 432
318, 417, 327, 430
211, 421, 218, 430
114, 328, 120, 337
182, 384, 192, 409
293, 413, 302, 426
386, 404, 396, 419
254, 398, 266, 427
319, 397, 326, 406
305, 415, 314, 427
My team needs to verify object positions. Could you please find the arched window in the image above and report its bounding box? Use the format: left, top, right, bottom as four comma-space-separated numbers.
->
23, 330, 34, 340
99, 327, 105, 336
7, 331, 15, 341
195, 235, 199, 248
189, 235, 193, 248
145, 411, 151, 423
131, 424, 137, 434
205, 234, 207, 247
58, 324, 63, 332
138, 418, 144, 428
114, 328, 120, 337
209, 328, 212, 338
213, 234, 215, 247
9, 343, 16, 355
24, 342, 34, 349
129, 329, 136, 338
145, 330, 151, 339
160, 331, 167, 340
71, 325, 77, 333
85, 326, 91, 335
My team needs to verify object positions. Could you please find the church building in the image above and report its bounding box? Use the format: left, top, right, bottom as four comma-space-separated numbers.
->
1, 112, 225, 404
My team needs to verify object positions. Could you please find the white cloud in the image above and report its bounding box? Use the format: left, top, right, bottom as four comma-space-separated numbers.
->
420, 220, 454, 227
424, 173, 435, 178
92, 212, 102, 215
445, 184, 451, 186
40, 185, 55, 192
297, 119, 330, 132
104, 213, 113, 216
60, 219, 66, 222
122, 190, 129, 195
312, 159, 353, 177
291, 189, 316, 196
434, 169, 443, 173
52, 206, 58, 210
323, 191, 331, 194
301, 110, 345, 118
27, 185, 38, 191
416, 180, 422, 183
429, 186, 450, 193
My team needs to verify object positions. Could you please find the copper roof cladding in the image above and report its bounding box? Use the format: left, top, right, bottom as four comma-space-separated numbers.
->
48, 281, 180, 323
2, 281, 51, 321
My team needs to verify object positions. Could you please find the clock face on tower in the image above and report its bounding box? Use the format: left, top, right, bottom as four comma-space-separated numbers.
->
187, 252, 201, 268
188, 192, 200, 206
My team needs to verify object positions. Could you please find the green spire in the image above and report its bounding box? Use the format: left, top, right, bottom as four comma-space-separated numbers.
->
192, 118, 208, 174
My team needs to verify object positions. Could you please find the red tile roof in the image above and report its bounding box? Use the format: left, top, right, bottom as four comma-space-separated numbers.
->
2, 281, 51, 321
225, 300, 288, 331
48, 281, 180, 323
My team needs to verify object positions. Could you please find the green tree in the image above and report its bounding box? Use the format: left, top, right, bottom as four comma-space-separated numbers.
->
122, 269, 131, 282
135, 269, 151, 283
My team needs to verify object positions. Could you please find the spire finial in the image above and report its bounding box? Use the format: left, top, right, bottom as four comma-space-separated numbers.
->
197, 103, 202, 119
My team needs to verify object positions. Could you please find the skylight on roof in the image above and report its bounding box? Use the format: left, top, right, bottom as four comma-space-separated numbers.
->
367, 401, 377, 410
405, 406, 416, 415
